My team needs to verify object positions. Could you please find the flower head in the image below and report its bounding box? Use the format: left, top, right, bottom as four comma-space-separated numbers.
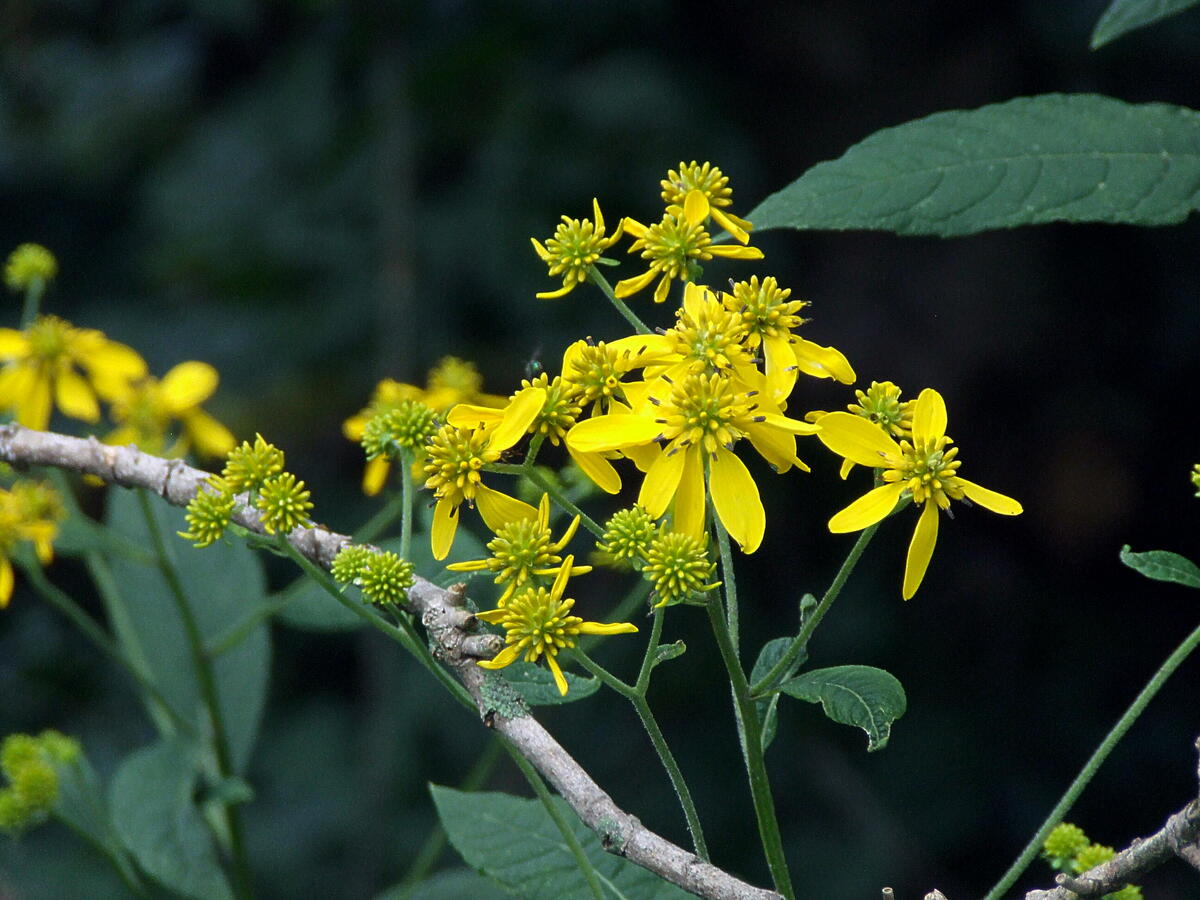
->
1072, 843, 1115, 874
476, 558, 637, 695
0, 480, 65, 607
817, 388, 1022, 599
0, 730, 79, 837
531, 199, 624, 299
256, 472, 312, 535
357, 551, 415, 606
178, 479, 236, 549
596, 506, 657, 568
361, 399, 437, 461
643, 530, 719, 607
5, 245, 57, 292
331, 544, 374, 583
105, 361, 235, 459
660, 162, 754, 244
221, 434, 285, 493
0, 315, 147, 431
1043, 823, 1090, 868
447, 494, 591, 604
1191, 462, 1200, 497
814, 380, 915, 480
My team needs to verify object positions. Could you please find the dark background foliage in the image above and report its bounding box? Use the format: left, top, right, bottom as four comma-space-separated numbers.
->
2, 1, 1199, 897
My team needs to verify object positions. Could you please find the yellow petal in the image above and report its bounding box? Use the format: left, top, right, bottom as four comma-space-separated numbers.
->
80, 340, 147, 395
744, 422, 803, 473
551, 554, 574, 601
710, 446, 765, 554
536, 493, 550, 530
816, 412, 902, 468
614, 268, 658, 299
638, 445, 687, 518
683, 189, 710, 226
912, 388, 947, 442
792, 338, 856, 384
576, 621, 639, 636
763, 334, 798, 403
362, 457, 391, 496
903, 501, 940, 600
161, 361, 219, 413
19, 372, 52, 430
652, 274, 672, 305
530, 237, 551, 262
343, 412, 368, 441
621, 440, 660, 473
0, 556, 12, 608
682, 281, 710, 320
622, 217, 648, 239
0, 330, 30, 359
545, 654, 569, 696
566, 415, 660, 453
607, 334, 673, 367
477, 643, 523, 670
536, 283, 576, 300
828, 482, 905, 533
707, 245, 764, 261
591, 197, 605, 234
448, 403, 504, 430
475, 484, 537, 533
445, 559, 489, 572
959, 479, 1022, 515
560, 340, 587, 381
711, 207, 750, 244
839, 458, 856, 480
54, 368, 100, 423
432, 498, 459, 561
672, 447, 706, 539
757, 412, 820, 435
486, 387, 546, 453
182, 409, 236, 458
567, 446, 621, 494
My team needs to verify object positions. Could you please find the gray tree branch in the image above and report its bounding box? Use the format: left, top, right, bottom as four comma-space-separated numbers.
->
0, 424, 778, 900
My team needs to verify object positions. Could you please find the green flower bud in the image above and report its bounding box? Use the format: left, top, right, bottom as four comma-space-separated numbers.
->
179, 478, 236, 548
331, 544, 374, 584
256, 472, 312, 535
361, 400, 437, 460
643, 530, 719, 607
222, 434, 285, 493
358, 551, 415, 606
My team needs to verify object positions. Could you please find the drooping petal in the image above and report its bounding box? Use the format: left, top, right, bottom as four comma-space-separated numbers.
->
638, 445, 687, 518
80, 340, 147, 397
683, 189, 710, 226
622, 217, 648, 239
652, 274, 672, 305
431, 497, 459, 561
828, 482, 905, 533
959, 478, 1023, 515
912, 388, 947, 442
183, 409, 236, 458
362, 457, 391, 496
744, 421, 804, 474
710, 446, 765, 553
485, 387, 546, 453
792, 338, 856, 384
576, 621, 639, 636
0, 330, 30, 359
545, 653, 569, 696
816, 412, 902, 468
838, 458, 856, 480
536, 283, 576, 300
903, 501, 940, 600
0, 556, 12, 608
161, 361, 219, 413
762, 333, 798, 403
707, 245, 764, 261
54, 369, 100, 422
477, 643, 523, 670
475, 484, 537, 533
567, 446, 622, 494
566, 415, 661, 453
614, 268, 659, 299
448, 403, 504, 430
672, 447, 706, 539
710, 207, 750, 245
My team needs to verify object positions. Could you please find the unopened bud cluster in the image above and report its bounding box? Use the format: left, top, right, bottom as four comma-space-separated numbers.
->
361, 400, 437, 461
330, 544, 415, 606
1041, 822, 1142, 899
0, 730, 80, 836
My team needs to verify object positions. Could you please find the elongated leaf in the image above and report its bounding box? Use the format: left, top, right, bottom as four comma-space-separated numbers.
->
751, 636, 808, 752
779, 665, 906, 751
375, 868, 511, 900
431, 786, 690, 900
749, 94, 1200, 237
53, 752, 143, 891
1120, 545, 1200, 588
1091, 0, 1200, 49
501, 662, 600, 706
110, 740, 234, 900
103, 488, 270, 771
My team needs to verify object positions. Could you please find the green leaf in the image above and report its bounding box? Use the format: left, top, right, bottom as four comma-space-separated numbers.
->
651, 640, 686, 669
749, 94, 1200, 237
751, 636, 809, 752
431, 786, 691, 900
1091, 0, 1200, 49
501, 662, 600, 706
779, 665, 906, 752
109, 740, 234, 900
375, 869, 512, 900
103, 488, 270, 771
53, 751, 143, 890
1119, 545, 1200, 588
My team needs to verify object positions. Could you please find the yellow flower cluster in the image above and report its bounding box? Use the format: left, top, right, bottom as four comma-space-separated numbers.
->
0, 480, 64, 608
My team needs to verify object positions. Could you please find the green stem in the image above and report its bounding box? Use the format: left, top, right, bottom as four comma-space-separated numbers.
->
20, 277, 44, 329
704, 592, 794, 899
750, 522, 880, 697
524, 432, 545, 468
587, 265, 651, 335
507, 742, 605, 900
571, 645, 709, 861
136, 491, 253, 900
399, 449, 414, 562
357, 489, 408, 544
522, 467, 603, 538
712, 514, 739, 655
634, 603, 665, 694
982, 616, 1200, 900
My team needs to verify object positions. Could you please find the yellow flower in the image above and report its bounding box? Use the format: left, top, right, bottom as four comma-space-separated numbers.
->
721, 276, 855, 403
476, 557, 638, 695
0, 315, 146, 431
4, 245, 57, 292
660, 161, 754, 244
531, 198, 624, 299
344, 357, 506, 496
816, 388, 1022, 599
0, 481, 64, 608
567, 371, 819, 553
446, 493, 592, 604
105, 362, 235, 459
423, 387, 546, 560
615, 194, 763, 304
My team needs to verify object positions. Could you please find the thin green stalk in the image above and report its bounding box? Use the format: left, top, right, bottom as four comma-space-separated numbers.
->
571, 645, 709, 860
587, 265, 651, 335
750, 522, 880, 697
399, 449, 414, 562
20, 278, 45, 329
524, 432, 545, 468
712, 514, 739, 655
136, 491, 253, 900
22, 561, 194, 737
357, 490, 408, 544
506, 738, 605, 900
395, 738, 504, 895
982, 617, 1200, 900
634, 603, 665, 694
522, 467, 603, 538
704, 592, 794, 899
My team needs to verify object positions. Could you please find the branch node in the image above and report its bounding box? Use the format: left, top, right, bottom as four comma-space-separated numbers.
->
445, 581, 468, 607
461, 634, 503, 659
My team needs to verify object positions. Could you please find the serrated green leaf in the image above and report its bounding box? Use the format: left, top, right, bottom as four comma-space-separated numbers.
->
1119, 545, 1200, 588
431, 786, 691, 900
749, 94, 1200, 237
751, 636, 809, 752
1091, 0, 1200, 49
109, 740, 234, 900
779, 665, 906, 752
375, 868, 512, 900
501, 662, 600, 706
103, 488, 270, 771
